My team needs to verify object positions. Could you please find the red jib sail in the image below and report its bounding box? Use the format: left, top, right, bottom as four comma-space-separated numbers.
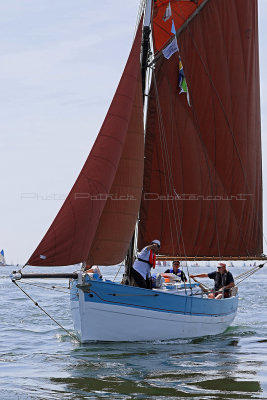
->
28, 22, 144, 266
139, 0, 262, 257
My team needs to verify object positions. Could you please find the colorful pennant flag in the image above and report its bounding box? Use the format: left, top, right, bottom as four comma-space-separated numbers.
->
178, 57, 187, 93
178, 56, 191, 106
161, 1, 190, 106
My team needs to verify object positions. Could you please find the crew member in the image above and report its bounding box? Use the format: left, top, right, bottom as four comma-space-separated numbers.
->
164, 260, 187, 282
131, 240, 160, 289
85, 265, 102, 279
190, 262, 235, 299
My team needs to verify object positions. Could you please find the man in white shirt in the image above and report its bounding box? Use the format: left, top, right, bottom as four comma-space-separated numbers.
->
131, 240, 160, 289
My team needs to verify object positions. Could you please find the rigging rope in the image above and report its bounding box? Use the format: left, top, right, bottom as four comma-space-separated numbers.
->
148, 2, 178, 254
148, 72, 195, 290
152, 72, 176, 254
152, 68, 189, 258
150, 32, 198, 288
12, 280, 80, 343
234, 263, 266, 286
16, 280, 70, 294
113, 263, 124, 282
143, 1, 183, 259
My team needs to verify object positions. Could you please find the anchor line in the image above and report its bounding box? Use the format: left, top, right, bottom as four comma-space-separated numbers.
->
12, 280, 80, 343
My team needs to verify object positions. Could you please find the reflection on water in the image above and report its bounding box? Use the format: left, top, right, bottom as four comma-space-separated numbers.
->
48, 333, 263, 400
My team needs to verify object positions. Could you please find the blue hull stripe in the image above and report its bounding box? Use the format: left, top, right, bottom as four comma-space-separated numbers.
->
88, 288, 237, 317
72, 279, 238, 318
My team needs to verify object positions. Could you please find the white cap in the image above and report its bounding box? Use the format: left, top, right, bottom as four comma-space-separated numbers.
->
151, 240, 161, 247
217, 261, 226, 268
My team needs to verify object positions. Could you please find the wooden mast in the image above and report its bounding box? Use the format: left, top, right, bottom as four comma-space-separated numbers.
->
123, 0, 152, 284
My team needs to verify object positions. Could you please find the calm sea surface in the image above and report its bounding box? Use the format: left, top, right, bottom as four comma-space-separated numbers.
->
0, 264, 266, 400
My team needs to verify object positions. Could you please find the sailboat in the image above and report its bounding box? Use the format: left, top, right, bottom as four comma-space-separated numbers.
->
0, 250, 6, 266
12, 0, 265, 342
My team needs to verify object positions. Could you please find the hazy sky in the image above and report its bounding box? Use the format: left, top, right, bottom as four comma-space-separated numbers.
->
1, 1, 266, 265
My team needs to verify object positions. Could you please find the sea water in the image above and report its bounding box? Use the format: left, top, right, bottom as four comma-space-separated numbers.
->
0, 264, 266, 399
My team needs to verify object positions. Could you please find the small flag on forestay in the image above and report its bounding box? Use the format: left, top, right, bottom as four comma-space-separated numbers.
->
162, 40, 191, 106
171, 19, 176, 35
163, 2, 172, 22
178, 56, 191, 106
178, 57, 187, 93
162, 1, 191, 106
162, 37, 178, 59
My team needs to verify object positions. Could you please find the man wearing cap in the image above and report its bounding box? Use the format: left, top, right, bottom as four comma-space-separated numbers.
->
190, 262, 235, 299
131, 240, 161, 289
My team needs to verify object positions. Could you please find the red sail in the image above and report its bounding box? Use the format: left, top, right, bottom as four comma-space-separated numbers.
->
87, 72, 144, 265
28, 22, 144, 266
152, 0, 206, 52
139, 0, 262, 257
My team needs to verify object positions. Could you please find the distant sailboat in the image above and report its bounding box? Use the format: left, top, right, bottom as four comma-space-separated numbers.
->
12, 0, 266, 342
191, 262, 199, 268
0, 250, 6, 266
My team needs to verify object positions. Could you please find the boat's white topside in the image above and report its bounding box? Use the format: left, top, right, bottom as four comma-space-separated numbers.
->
70, 272, 238, 342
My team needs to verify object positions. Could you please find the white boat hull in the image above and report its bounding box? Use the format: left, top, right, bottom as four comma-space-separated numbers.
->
70, 273, 238, 342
